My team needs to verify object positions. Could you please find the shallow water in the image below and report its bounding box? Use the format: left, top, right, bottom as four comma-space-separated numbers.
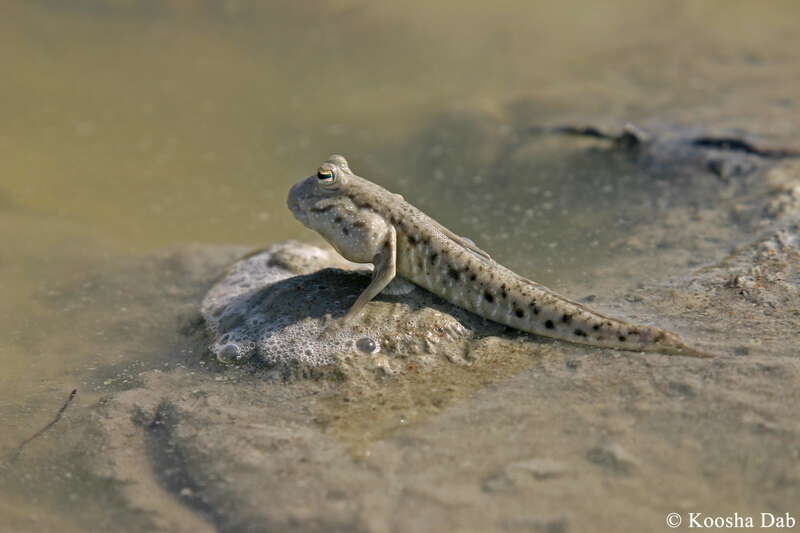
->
2, 1, 800, 531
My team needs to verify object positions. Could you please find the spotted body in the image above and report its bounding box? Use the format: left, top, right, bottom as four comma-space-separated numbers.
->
288, 155, 711, 357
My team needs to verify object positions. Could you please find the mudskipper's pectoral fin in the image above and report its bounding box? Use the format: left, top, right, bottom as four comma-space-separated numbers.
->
342, 225, 397, 321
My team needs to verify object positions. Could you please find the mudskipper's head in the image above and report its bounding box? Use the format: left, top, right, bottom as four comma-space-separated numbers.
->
287, 154, 354, 229
287, 155, 390, 264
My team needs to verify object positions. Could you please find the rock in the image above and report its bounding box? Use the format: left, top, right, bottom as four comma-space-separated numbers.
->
482, 458, 571, 494
507, 458, 571, 481
201, 241, 506, 375
586, 443, 639, 475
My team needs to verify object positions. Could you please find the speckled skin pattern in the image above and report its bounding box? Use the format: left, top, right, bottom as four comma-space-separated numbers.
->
288, 155, 711, 357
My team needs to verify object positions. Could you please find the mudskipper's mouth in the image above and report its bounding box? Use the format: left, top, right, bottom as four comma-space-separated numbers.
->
286, 183, 308, 226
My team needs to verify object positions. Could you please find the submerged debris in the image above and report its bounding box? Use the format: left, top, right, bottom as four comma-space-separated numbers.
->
6, 389, 78, 464
532, 122, 800, 180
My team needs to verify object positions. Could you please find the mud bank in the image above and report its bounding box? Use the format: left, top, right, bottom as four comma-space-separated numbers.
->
6, 121, 798, 532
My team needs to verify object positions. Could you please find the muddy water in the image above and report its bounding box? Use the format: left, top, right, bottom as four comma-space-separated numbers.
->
2, 1, 800, 531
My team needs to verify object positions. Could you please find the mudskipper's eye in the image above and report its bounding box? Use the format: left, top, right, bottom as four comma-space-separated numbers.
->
316, 167, 336, 185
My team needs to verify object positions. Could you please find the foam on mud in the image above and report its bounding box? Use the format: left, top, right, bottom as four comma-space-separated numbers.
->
201, 241, 482, 371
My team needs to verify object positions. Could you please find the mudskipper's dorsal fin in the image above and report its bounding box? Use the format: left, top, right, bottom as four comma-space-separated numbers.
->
431, 220, 493, 264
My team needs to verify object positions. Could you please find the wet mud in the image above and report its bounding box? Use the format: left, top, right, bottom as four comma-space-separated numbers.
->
4, 116, 799, 533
